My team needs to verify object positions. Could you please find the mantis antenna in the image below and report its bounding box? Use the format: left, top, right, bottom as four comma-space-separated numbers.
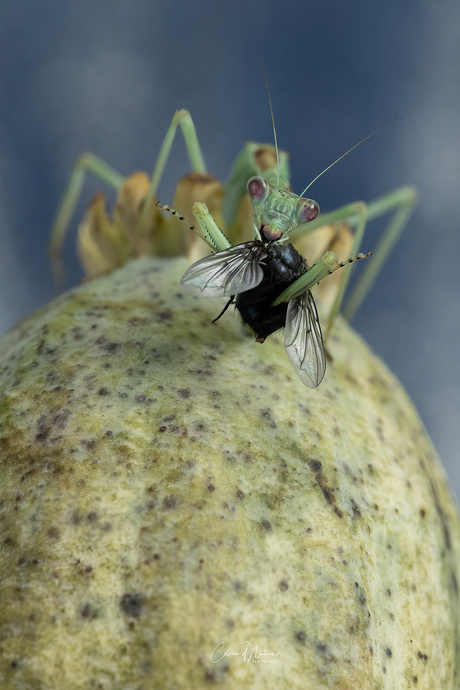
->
300, 117, 402, 197
256, 53, 280, 186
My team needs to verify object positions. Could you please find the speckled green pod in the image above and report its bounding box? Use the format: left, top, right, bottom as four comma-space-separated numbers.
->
0, 257, 459, 689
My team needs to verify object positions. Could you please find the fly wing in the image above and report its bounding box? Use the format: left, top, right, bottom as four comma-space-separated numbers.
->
181, 242, 267, 297
284, 290, 326, 388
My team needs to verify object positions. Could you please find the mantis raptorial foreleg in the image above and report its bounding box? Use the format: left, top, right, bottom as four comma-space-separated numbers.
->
191, 202, 231, 252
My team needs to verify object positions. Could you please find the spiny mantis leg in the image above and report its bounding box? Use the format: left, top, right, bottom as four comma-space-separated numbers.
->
272, 251, 371, 306
192, 202, 232, 252
155, 200, 231, 253
288, 184, 418, 332
49, 109, 207, 279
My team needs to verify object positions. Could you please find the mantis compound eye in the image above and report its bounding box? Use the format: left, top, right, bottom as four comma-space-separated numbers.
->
247, 176, 270, 201
296, 198, 320, 223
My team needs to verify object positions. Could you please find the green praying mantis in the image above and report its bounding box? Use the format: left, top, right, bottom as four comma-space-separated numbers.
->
49, 74, 418, 387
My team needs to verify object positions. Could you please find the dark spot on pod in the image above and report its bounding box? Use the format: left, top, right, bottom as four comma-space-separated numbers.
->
204, 668, 220, 682
351, 498, 361, 518
420, 509, 426, 518
413, 677, 418, 684
136, 394, 147, 403
46, 526, 61, 540
260, 519, 271, 531
260, 408, 277, 429
104, 342, 121, 354
157, 309, 173, 321
163, 494, 178, 510
385, 648, 392, 657
120, 593, 144, 618
354, 582, 366, 606
207, 484, 215, 493
99, 387, 110, 396
316, 642, 329, 655
296, 631, 307, 644
417, 651, 428, 662
322, 486, 333, 504
81, 603, 99, 620
310, 460, 322, 472
178, 388, 191, 399
236, 490, 244, 500
387, 589, 392, 596
279, 579, 289, 591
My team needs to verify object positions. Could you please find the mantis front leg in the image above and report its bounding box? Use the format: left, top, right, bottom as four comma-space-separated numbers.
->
192, 202, 231, 252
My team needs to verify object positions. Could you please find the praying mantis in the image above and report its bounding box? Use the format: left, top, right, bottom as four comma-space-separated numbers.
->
49, 83, 417, 387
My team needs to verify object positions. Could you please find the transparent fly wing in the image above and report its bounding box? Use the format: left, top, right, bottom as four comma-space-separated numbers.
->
181, 242, 267, 297
284, 291, 326, 388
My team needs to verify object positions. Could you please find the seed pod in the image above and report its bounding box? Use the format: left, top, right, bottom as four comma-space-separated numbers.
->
0, 256, 458, 689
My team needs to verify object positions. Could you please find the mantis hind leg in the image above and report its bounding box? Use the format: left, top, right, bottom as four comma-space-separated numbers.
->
49, 109, 208, 279
341, 185, 418, 322
49, 155, 124, 280
288, 185, 418, 336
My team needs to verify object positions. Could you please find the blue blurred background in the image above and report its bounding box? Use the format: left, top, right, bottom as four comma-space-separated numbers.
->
1, 0, 459, 493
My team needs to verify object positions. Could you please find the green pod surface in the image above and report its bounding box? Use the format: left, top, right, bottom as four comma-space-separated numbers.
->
0, 256, 458, 689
